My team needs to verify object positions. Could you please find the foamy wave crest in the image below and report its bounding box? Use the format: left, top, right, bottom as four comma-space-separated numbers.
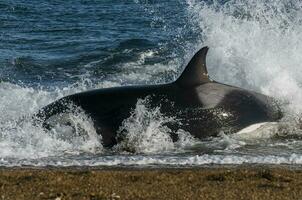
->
115, 97, 197, 154
0, 116, 102, 160
0, 82, 53, 121
0, 81, 103, 159
44, 105, 103, 153
115, 97, 175, 153
186, 0, 302, 113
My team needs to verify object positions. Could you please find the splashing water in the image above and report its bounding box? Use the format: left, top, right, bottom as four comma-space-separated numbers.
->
186, 0, 302, 114
0, 81, 103, 160
115, 97, 196, 154
1, 0, 302, 166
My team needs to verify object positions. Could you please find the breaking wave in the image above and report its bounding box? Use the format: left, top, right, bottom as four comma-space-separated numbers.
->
0, 81, 103, 160
2, 0, 302, 166
186, 0, 302, 114
115, 97, 197, 154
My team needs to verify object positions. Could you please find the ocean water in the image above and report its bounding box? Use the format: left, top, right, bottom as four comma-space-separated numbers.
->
2, 0, 302, 167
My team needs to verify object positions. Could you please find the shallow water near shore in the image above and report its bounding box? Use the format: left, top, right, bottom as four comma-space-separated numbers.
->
2, 0, 302, 167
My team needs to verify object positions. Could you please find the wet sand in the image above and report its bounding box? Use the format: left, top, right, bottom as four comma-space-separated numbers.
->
0, 165, 302, 200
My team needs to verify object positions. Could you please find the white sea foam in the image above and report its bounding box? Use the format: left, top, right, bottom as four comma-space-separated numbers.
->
186, 0, 302, 114
2, 0, 302, 166
0, 81, 103, 160
115, 97, 198, 154
115, 97, 175, 153
2, 154, 302, 167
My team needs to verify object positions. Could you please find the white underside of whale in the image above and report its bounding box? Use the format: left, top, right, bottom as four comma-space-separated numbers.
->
235, 122, 279, 139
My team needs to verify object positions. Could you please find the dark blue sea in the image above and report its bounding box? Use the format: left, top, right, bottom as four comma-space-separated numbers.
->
2, 0, 302, 167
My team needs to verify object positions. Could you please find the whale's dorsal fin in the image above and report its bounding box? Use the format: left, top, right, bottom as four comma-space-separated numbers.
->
176, 46, 211, 87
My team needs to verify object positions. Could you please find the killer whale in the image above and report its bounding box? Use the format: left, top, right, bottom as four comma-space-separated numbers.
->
35, 47, 283, 147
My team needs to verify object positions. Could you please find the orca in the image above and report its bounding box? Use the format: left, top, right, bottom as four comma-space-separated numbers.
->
35, 47, 283, 147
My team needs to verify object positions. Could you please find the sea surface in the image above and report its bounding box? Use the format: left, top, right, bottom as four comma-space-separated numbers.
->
2, 0, 302, 167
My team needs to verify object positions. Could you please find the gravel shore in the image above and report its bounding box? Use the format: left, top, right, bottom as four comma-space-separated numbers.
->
0, 165, 301, 200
